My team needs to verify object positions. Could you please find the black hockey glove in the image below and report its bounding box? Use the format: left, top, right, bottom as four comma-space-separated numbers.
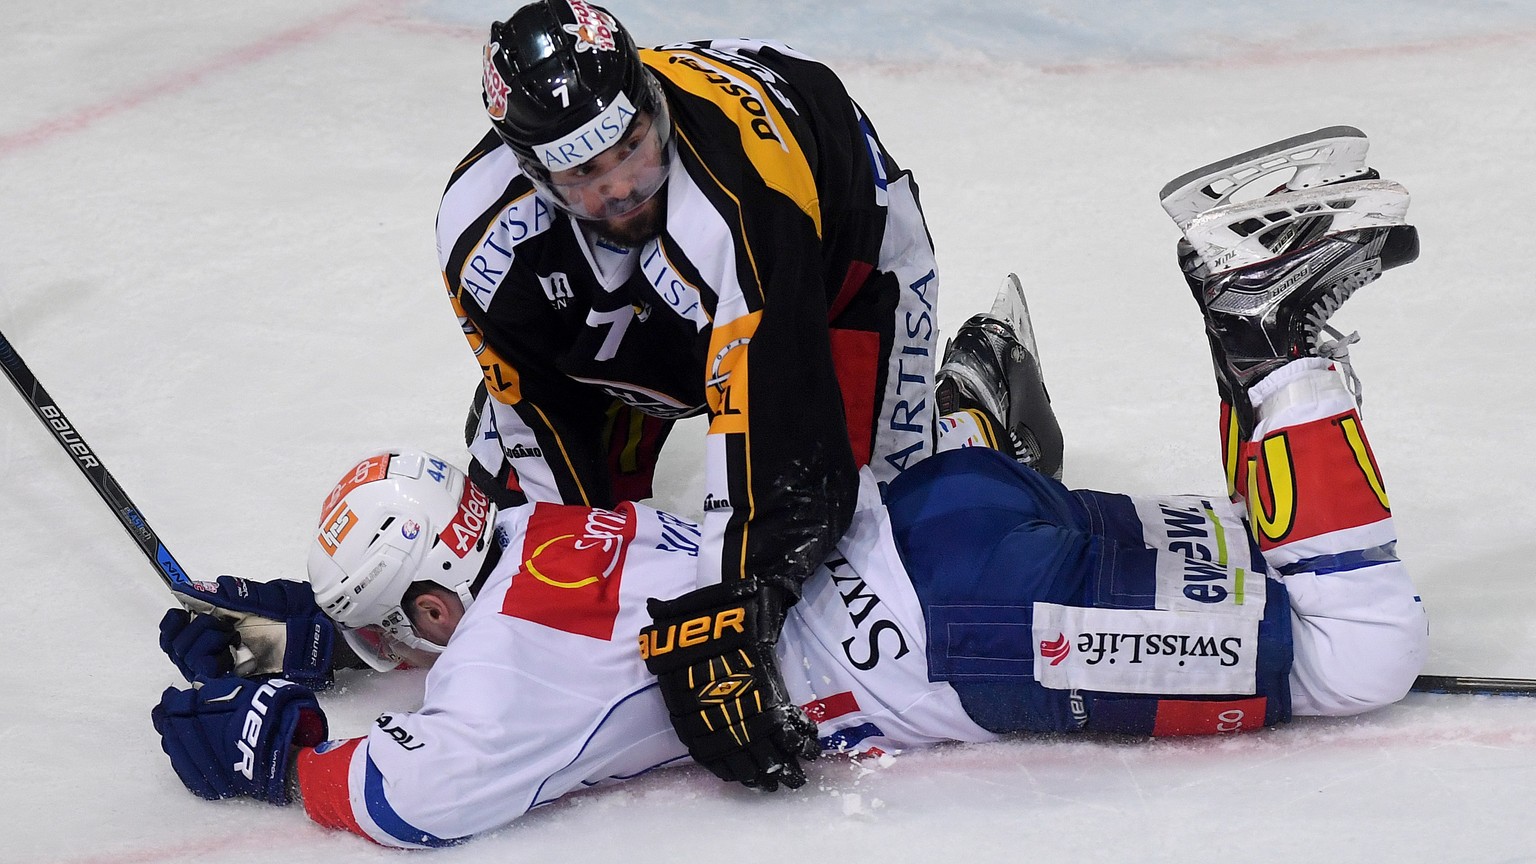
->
640, 578, 819, 791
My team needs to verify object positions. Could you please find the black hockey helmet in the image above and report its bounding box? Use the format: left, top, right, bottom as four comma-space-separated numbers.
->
482, 1, 671, 191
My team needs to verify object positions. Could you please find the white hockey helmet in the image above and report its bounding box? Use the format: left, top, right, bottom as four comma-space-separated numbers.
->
306, 449, 497, 671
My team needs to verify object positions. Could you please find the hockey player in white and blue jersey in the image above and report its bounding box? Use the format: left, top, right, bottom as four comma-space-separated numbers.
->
150, 127, 1428, 849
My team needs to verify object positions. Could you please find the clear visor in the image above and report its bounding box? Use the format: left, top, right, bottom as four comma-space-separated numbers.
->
339, 611, 446, 672
532, 110, 672, 222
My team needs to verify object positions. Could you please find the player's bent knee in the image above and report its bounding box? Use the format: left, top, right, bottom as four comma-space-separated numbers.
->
1291, 619, 1426, 716
1282, 565, 1427, 717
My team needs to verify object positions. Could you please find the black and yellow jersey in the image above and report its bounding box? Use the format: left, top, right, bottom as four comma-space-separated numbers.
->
437, 39, 940, 594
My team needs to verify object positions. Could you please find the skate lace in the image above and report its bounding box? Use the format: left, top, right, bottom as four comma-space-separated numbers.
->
1304, 275, 1354, 338
1308, 275, 1370, 408
1008, 428, 1038, 469
1316, 324, 1364, 411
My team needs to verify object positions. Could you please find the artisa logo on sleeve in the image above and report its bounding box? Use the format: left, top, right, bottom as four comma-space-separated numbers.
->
1032, 603, 1259, 696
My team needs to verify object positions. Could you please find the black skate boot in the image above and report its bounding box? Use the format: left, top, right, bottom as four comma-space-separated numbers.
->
1192, 215, 1418, 392
936, 274, 1064, 479
1161, 126, 1419, 430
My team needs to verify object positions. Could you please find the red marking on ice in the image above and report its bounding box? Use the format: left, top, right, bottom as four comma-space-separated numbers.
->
0, 2, 394, 159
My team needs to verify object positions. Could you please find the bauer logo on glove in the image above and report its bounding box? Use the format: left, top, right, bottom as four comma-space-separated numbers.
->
638, 605, 747, 660
639, 578, 819, 791
151, 676, 328, 805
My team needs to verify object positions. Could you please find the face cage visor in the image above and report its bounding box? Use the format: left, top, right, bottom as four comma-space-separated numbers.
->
332, 540, 483, 672
339, 611, 447, 672
520, 103, 674, 223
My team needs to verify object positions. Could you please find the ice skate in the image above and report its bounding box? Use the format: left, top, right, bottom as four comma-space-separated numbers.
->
936, 274, 1064, 479
1160, 125, 1377, 232
1161, 127, 1419, 400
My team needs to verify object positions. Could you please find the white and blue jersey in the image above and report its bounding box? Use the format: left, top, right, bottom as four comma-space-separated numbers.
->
293, 472, 990, 848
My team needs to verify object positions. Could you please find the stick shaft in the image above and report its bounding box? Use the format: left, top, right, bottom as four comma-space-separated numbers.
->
1411, 675, 1536, 696
0, 326, 195, 594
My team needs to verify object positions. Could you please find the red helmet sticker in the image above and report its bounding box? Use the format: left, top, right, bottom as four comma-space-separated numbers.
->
319, 454, 391, 525
439, 479, 491, 559
564, 0, 617, 52
483, 41, 511, 121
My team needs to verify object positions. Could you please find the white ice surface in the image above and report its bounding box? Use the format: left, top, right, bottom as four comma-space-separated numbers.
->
4, 2, 1536, 861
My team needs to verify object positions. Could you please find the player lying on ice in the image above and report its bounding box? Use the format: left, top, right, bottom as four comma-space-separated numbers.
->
150, 127, 1427, 848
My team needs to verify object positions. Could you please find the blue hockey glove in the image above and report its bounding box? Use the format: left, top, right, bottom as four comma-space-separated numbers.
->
151, 676, 328, 805
167, 576, 336, 690
159, 610, 238, 680
640, 578, 820, 791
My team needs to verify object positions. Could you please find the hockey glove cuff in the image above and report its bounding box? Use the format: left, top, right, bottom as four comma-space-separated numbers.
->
640, 579, 819, 791
168, 575, 336, 690
151, 676, 328, 805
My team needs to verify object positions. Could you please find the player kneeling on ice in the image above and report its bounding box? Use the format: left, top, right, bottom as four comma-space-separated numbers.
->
151, 127, 1427, 848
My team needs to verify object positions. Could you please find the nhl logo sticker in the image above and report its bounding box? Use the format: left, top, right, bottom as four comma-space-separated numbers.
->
564, 0, 617, 52
483, 42, 510, 121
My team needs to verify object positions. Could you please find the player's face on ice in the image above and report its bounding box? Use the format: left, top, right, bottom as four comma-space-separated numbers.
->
346, 589, 466, 669
550, 110, 669, 245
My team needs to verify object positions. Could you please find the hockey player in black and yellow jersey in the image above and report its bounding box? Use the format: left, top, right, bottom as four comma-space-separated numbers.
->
435, 0, 947, 790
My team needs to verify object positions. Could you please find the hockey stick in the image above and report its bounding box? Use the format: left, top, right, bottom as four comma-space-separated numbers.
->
1410, 675, 1536, 697
0, 325, 258, 669
0, 325, 202, 594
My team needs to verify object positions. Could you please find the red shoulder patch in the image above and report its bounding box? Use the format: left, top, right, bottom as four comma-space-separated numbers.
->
500, 503, 634, 639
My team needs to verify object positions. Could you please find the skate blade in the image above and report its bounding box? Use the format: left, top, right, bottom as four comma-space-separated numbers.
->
988, 273, 1042, 370
1183, 179, 1411, 274
1160, 125, 1372, 231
